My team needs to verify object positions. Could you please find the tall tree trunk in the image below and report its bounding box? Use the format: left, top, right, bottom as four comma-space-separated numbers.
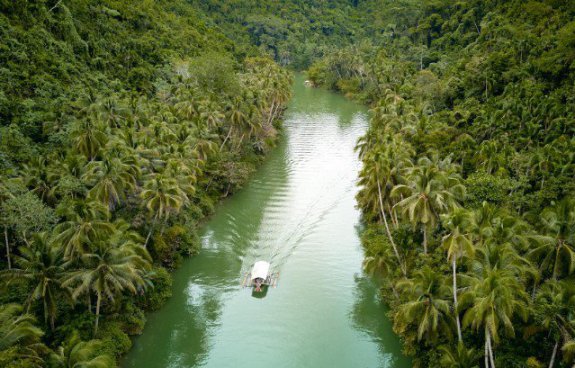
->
43, 298, 49, 327
219, 125, 233, 152
452, 258, 463, 343
420, 52, 423, 71
266, 101, 277, 128
377, 178, 406, 276
485, 338, 489, 368
234, 133, 245, 152
548, 340, 559, 368
422, 226, 428, 254
144, 228, 153, 249
144, 218, 157, 249
94, 292, 101, 337
487, 329, 496, 368
4, 226, 10, 269
391, 205, 399, 228
553, 249, 560, 280
531, 280, 539, 301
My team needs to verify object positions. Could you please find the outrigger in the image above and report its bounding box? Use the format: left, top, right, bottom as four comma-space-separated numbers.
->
241, 261, 279, 292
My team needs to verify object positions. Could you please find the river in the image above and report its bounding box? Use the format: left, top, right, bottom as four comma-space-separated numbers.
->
121, 74, 410, 368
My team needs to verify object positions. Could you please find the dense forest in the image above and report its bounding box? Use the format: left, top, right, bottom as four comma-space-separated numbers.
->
2, 0, 575, 367
188, 0, 368, 69
0, 1, 290, 366
308, 0, 575, 367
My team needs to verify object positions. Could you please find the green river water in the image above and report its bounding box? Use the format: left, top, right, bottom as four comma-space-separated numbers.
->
121, 75, 410, 368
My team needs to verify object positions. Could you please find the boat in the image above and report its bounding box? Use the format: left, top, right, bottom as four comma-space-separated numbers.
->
241, 261, 279, 292
304, 79, 314, 87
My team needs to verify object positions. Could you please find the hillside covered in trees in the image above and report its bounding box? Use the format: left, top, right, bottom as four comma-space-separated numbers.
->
189, 0, 368, 69
2, 0, 575, 367
0, 1, 290, 366
308, 0, 575, 367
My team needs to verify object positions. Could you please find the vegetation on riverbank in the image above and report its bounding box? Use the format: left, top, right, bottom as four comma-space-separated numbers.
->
309, 0, 575, 367
0, 1, 290, 366
3, 0, 575, 367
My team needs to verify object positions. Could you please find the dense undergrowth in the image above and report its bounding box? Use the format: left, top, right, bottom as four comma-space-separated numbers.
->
0, 1, 290, 366
3, 0, 575, 367
308, 0, 575, 367
190, 0, 369, 69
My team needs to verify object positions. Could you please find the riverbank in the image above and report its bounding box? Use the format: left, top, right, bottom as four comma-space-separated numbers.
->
121, 73, 410, 368
304, 2, 575, 366
0, 7, 292, 361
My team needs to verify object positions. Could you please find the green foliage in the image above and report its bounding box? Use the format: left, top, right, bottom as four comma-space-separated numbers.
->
464, 172, 515, 207
95, 322, 131, 359
307, 0, 575, 366
114, 302, 146, 336
0, 303, 45, 366
136, 267, 173, 312
187, 53, 240, 95
52, 312, 94, 346
189, 0, 370, 69
1, 192, 58, 238
150, 225, 199, 268
3, 0, 574, 366
0, 346, 40, 368
49, 330, 114, 368
0, 1, 292, 365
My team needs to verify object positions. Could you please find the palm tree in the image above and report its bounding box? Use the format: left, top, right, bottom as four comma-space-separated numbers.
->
448, 133, 477, 171
197, 100, 224, 131
82, 155, 139, 211
529, 198, 575, 280
70, 118, 108, 161
467, 201, 501, 243
442, 209, 475, 343
53, 201, 115, 260
0, 180, 17, 269
96, 97, 127, 129
394, 266, 454, 343
140, 174, 189, 247
50, 331, 114, 368
0, 303, 44, 366
63, 238, 151, 336
532, 280, 575, 368
529, 146, 554, 189
362, 226, 403, 298
220, 98, 250, 151
562, 340, 575, 365
2, 233, 69, 330
439, 342, 481, 368
460, 259, 529, 368
357, 136, 412, 275
189, 123, 219, 162
392, 155, 465, 254
20, 157, 54, 203
473, 139, 514, 175
48, 154, 88, 200
356, 133, 413, 223
175, 98, 198, 121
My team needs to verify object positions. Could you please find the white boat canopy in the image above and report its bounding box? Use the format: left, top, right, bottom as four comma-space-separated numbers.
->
250, 261, 270, 281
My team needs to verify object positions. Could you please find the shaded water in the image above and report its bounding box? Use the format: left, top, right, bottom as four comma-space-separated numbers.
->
122, 75, 410, 368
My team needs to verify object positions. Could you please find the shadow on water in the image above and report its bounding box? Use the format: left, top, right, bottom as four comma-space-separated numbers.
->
350, 275, 412, 368
251, 286, 269, 299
